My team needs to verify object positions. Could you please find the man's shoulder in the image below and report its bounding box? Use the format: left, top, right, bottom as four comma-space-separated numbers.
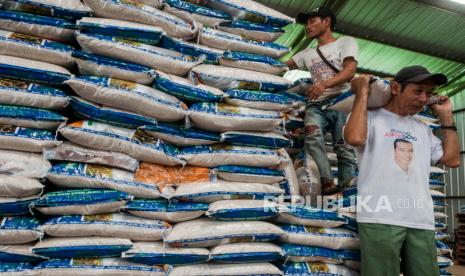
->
337, 35, 357, 44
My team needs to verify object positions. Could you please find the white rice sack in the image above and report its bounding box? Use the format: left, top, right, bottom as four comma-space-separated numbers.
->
206, 199, 279, 221
0, 217, 43, 244
435, 212, 448, 219
188, 102, 283, 132
437, 241, 452, 256
140, 124, 221, 147
179, 144, 282, 167
163, 0, 232, 27
172, 181, 284, 203
288, 78, 313, 95
82, 0, 198, 39
206, 0, 294, 27
0, 105, 66, 130
0, 10, 76, 42
225, 89, 305, 111
66, 76, 187, 122
76, 32, 201, 77
414, 113, 440, 124
123, 199, 209, 223
44, 142, 139, 171
210, 242, 284, 263
46, 162, 167, 199
40, 213, 172, 241
281, 243, 343, 264
0, 78, 69, 110
0, 125, 61, 152
431, 166, 446, 174
278, 149, 300, 196
431, 189, 446, 199
280, 224, 359, 250
73, 51, 156, 85
77, 17, 165, 45
0, 29, 74, 68
123, 242, 210, 265
190, 64, 292, 92
275, 205, 347, 228
0, 244, 46, 263
3, 0, 91, 21
161, 35, 224, 64
213, 165, 285, 184
34, 189, 132, 216
35, 258, 166, 276
0, 55, 72, 85
0, 149, 51, 178
294, 152, 321, 198
199, 27, 288, 58
219, 51, 288, 75
168, 263, 283, 276
59, 121, 184, 166
164, 218, 285, 247
282, 262, 359, 276
135, 0, 164, 8
0, 175, 43, 197
436, 232, 449, 241
216, 20, 284, 42
32, 237, 133, 259
438, 256, 453, 269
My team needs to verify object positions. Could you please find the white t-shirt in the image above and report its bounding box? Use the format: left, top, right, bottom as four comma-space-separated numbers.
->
353, 108, 443, 230
292, 36, 358, 101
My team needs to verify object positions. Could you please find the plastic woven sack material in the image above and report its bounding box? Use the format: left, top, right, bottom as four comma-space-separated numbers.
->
31, 237, 133, 259
167, 262, 283, 276
46, 162, 169, 199
190, 64, 292, 92
437, 256, 453, 269
287, 78, 313, 95
280, 243, 344, 264
123, 242, 210, 265
279, 225, 360, 250
199, 27, 289, 58
0, 55, 72, 85
225, 89, 305, 111
281, 262, 359, 276
59, 121, 184, 166
140, 124, 221, 147
0, 217, 43, 244
178, 144, 282, 167
34, 258, 166, 276
0, 149, 51, 177
221, 130, 290, 149
436, 241, 452, 256
163, 0, 232, 28
40, 213, 172, 241
431, 189, 446, 199
278, 148, 300, 196
171, 181, 284, 203
66, 76, 187, 122
44, 142, 140, 171
164, 218, 285, 247
73, 51, 157, 85
0, 245, 46, 263
435, 212, 447, 219
0, 78, 69, 110
0, 125, 61, 152
0, 10, 76, 42
122, 198, 209, 223
76, 32, 202, 77
0, 104, 67, 130
209, 242, 284, 263
0, 262, 34, 275
3, 0, 91, 21
435, 232, 449, 241
161, 35, 224, 64
33, 189, 133, 216
132, 162, 212, 186
213, 165, 285, 184
153, 70, 227, 102
275, 205, 347, 228
0, 29, 74, 68
219, 51, 288, 75
135, 0, 164, 8
77, 17, 165, 45
206, 199, 279, 221
216, 20, 284, 42
0, 196, 37, 216
294, 151, 321, 199
0, 175, 43, 198
82, 0, 199, 39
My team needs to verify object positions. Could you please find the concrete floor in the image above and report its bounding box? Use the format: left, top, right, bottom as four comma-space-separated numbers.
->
447, 265, 465, 275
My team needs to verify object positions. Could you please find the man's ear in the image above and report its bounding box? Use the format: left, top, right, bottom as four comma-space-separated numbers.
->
391, 81, 401, 96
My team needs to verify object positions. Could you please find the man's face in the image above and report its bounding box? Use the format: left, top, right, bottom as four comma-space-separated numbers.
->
391, 80, 436, 116
305, 16, 330, 38
394, 142, 413, 171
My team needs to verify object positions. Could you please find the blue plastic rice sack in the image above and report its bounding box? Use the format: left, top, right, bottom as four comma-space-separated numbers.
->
190, 64, 292, 92
206, 199, 279, 221
0, 262, 34, 274
431, 190, 446, 199
32, 236, 133, 259
0, 55, 72, 85
0, 124, 60, 152
0, 196, 37, 216
430, 179, 446, 189
225, 89, 306, 111
161, 35, 224, 64
167, 263, 283, 276
216, 20, 284, 42
210, 242, 284, 263
122, 199, 209, 223
281, 262, 359, 276
140, 124, 221, 147
219, 51, 288, 75
339, 250, 361, 271
213, 165, 285, 184
435, 222, 447, 231
163, 0, 232, 27
281, 243, 343, 264
153, 70, 227, 102
0, 29, 74, 68
199, 27, 289, 58
440, 268, 452, 276
287, 78, 313, 95
0, 78, 69, 110
77, 17, 165, 45
3, 0, 91, 21
0, 216, 43, 244
435, 232, 449, 241
275, 205, 348, 228
34, 258, 166, 276
70, 97, 159, 129
437, 240, 452, 256
283, 115, 304, 130
437, 256, 453, 269
40, 213, 172, 242
123, 241, 209, 265
0, 245, 46, 263
72, 51, 157, 85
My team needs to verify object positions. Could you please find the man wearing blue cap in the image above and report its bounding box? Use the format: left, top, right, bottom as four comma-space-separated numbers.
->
286, 7, 358, 194
345, 66, 460, 275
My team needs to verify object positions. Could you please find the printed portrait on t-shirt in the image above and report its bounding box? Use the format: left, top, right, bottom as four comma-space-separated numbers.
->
393, 139, 414, 174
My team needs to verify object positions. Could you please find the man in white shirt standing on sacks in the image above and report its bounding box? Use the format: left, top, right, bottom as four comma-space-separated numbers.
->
286, 7, 358, 195
345, 66, 461, 276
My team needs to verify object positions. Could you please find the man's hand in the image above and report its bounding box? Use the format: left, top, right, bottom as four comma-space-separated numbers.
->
306, 83, 327, 100
430, 96, 454, 124
350, 74, 371, 95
